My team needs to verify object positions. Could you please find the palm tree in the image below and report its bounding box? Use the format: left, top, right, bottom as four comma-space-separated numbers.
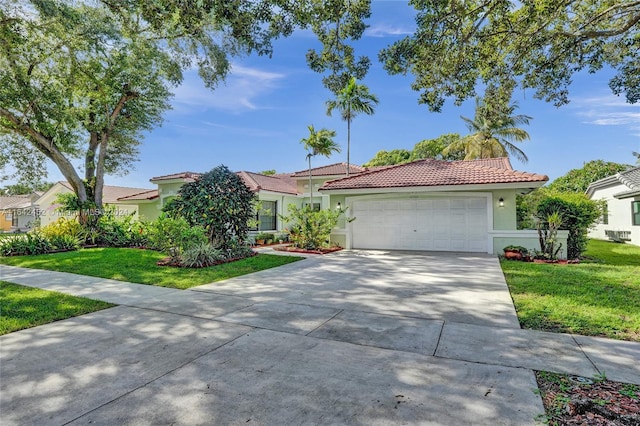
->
300, 125, 340, 205
326, 77, 379, 176
443, 99, 532, 162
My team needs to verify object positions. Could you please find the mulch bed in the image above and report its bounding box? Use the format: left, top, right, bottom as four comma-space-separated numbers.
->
272, 246, 343, 255
536, 371, 640, 425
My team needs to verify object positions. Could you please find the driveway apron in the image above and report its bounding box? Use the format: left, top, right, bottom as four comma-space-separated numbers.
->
0, 250, 597, 425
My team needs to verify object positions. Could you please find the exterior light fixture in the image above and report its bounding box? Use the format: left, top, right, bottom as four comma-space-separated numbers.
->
499, 198, 505, 207
336, 202, 342, 210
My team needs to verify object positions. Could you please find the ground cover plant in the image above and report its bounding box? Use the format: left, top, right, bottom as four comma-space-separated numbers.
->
0, 248, 302, 289
0, 281, 114, 335
535, 371, 639, 425
501, 239, 640, 341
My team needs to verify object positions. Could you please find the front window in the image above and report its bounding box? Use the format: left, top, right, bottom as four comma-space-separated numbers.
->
632, 201, 640, 226
601, 202, 609, 225
303, 202, 321, 212
257, 200, 277, 231
11, 211, 18, 227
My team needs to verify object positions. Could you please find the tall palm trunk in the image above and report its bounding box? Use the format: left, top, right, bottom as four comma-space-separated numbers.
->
346, 109, 351, 176
308, 154, 313, 205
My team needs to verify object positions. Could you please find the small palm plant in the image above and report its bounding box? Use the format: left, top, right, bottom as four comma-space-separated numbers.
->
300, 125, 340, 204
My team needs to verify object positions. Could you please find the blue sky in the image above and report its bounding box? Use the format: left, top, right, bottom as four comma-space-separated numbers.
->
45, 1, 640, 190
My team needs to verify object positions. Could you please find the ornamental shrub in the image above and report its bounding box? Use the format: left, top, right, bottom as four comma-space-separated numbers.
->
181, 243, 224, 268
535, 191, 601, 259
164, 165, 256, 250
147, 215, 207, 263
281, 205, 343, 250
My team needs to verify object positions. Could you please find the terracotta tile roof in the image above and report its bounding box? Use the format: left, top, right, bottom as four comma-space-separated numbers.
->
320, 158, 548, 191
117, 189, 159, 201
237, 171, 298, 195
150, 171, 202, 182
290, 162, 367, 177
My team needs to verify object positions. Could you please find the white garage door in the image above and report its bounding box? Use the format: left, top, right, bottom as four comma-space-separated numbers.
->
351, 197, 488, 252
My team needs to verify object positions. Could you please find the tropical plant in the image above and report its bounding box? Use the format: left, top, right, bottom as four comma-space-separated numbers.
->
443, 99, 531, 162
164, 165, 256, 250
180, 243, 224, 268
281, 205, 343, 250
0, 232, 53, 256
536, 211, 564, 261
326, 77, 378, 175
300, 125, 340, 203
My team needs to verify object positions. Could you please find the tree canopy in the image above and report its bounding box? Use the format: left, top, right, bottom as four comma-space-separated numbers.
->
547, 160, 631, 193
363, 133, 465, 167
0, 0, 350, 211
306, 0, 372, 94
379, 0, 640, 112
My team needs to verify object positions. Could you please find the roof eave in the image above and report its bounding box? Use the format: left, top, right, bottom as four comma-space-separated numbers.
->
319, 180, 548, 195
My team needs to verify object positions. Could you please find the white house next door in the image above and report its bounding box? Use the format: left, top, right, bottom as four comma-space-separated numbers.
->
350, 197, 488, 252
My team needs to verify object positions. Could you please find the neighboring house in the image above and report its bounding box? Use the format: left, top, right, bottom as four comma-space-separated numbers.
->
36, 182, 154, 227
0, 194, 39, 232
125, 159, 557, 255
320, 158, 558, 255
586, 166, 640, 246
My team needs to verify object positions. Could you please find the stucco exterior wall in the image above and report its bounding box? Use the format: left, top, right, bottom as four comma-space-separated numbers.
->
588, 183, 639, 246
491, 189, 517, 230
137, 203, 161, 221
491, 230, 570, 258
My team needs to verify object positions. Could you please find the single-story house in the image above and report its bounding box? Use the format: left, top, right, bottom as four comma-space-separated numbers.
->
319, 158, 558, 254
0, 194, 40, 232
586, 166, 640, 246
119, 158, 560, 256
36, 181, 153, 227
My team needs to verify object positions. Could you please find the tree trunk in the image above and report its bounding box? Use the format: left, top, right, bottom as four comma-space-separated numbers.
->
94, 132, 109, 212
308, 154, 313, 205
346, 107, 351, 176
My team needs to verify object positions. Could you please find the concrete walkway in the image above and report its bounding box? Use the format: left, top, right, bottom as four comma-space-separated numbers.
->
1, 250, 639, 425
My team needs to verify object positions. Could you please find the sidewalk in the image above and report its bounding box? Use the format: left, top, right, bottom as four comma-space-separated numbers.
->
3, 263, 638, 385
1, 258, 639, 425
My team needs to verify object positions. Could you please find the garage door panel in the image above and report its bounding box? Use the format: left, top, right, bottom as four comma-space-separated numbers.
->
351, 197, 488, 252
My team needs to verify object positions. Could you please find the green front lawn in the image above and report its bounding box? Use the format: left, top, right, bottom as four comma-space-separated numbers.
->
501, 239, 640, 341
0, 281, 115, 335
0, 248, 303, 289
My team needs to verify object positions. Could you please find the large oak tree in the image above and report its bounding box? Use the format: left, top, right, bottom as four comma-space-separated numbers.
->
0, 0, 324, 214
380, 0, 640, 112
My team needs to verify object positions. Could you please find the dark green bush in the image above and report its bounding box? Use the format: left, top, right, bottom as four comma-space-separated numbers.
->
535, 192, 601, 259
164, 165, 256, 250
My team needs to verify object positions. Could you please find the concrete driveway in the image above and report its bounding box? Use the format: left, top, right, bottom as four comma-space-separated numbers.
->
4, 250, 621, 425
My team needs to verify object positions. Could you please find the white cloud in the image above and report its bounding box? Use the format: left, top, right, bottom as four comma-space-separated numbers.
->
171, 64, 285, 113
365, 23, 413, 38
574, 94, 640, 137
